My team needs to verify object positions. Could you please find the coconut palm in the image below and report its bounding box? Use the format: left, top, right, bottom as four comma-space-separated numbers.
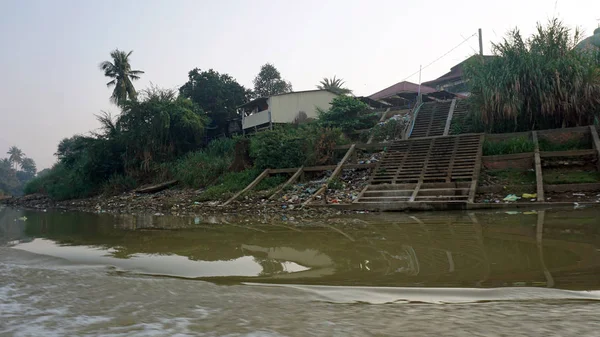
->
7, 146, 24, 170
317, 76, 352, 95
99, 49, 144, 106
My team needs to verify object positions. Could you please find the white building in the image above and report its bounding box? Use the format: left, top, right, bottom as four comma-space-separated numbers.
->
239, 90, 338, 132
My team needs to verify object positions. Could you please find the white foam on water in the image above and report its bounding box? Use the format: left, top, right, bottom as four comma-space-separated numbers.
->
244, 283, 600, 304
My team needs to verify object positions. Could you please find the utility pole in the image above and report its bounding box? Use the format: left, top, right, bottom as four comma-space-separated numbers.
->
478, 28, 483, 56
417, 65, 422, 104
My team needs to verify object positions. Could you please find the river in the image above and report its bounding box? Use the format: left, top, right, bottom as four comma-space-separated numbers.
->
1, 206, 600, 336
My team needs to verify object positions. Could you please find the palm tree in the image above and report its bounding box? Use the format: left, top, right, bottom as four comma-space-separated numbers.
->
99, 49, 144, 106
7, 146, 24, 170
317, 76, 352, 95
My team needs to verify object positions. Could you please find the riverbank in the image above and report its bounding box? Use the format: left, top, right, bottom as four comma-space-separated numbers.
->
0, 188, 351, 218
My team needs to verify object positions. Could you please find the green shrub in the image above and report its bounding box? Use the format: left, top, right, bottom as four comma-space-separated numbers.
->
250, 124, 345, 169
328, 178, 344, 190
169, 138, 236, 188
101, 174, 137, 195
23, 163, 96, 200
318, 96, 378, 133
369, 118, 407, 142
483, 136, 535, 156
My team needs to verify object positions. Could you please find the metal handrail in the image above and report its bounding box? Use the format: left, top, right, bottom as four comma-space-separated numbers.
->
404, 102, 424, 139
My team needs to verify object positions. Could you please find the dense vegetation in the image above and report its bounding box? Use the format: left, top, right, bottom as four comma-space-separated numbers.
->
0, 146, 37, 196
24, 18, 598, 202
464, 19, 600, 133
22, 49, 364, 201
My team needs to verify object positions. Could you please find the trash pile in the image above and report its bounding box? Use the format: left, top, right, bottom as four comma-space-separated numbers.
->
478, 192, 538, 204
544, 192, 600, 203
354, 151, 383, 165
325, 168, 372, 204
278, 175, 329, 207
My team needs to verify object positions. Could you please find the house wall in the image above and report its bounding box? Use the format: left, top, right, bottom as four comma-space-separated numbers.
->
269, 91, 338, 124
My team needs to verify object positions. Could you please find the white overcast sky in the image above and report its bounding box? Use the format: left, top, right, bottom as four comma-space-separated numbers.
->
1, 0, 599, 169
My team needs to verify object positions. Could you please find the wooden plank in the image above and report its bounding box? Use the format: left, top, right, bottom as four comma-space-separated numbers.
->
268, 166, 303, 200
467, 134, 484, 203
417, 195, 469, 199
539, 149, 597, 158
270, 165, 335, 173
443, 99, 457, 136
268, 163, 376, 174
532, 131, 545, 202
353, 185, 369, 203
302, 144, 356, 206
221, 169, 270, 206
590, 126, 600, 171
134, 180, 178, 193
360, 196, 412, 200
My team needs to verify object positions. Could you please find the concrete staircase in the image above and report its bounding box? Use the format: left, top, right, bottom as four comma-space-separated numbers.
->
355, 134, 484, 205
409, 101, 453, 138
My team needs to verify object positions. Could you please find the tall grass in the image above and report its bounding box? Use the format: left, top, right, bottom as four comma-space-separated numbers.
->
465, 19, 600, 133
198, 169, 287, 201
483, 137, 535, 155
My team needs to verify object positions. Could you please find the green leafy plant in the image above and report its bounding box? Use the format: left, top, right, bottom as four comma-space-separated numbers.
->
317, 76, 352, 95
318, 96, 377, 134
169, 138, 236, 188
327, 178, 344, 190
369, 118, 407, 142
483, 137, 535, 155
249, 124, 345, 169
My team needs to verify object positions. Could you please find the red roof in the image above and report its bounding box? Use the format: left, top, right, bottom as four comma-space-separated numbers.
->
369, 81, 436, 100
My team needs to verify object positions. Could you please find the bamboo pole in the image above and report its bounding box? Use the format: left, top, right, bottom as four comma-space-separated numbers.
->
302, 144, 356, 206
268, 166, 304, 200
443, 98, 457, 136
532, 131, 545, 202
221, 169, 270, 206
468, 134, 485, 203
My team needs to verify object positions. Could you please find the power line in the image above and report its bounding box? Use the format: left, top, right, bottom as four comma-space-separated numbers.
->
399, 32, 478, 82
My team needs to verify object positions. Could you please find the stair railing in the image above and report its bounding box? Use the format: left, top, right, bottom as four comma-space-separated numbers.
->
404, 101, 424, 140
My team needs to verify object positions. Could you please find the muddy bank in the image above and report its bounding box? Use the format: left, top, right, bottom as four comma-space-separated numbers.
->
0, 188, 365, 218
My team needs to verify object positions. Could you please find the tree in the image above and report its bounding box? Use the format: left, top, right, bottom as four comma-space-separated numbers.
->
99, 49, 144, 106
0, 158, 20, 195
7, 146, 24, 170
464, 19, 600, 132
19, 158, 36, 177
253, 63, 293, 97
179, 68, 251, 136
119, 87, 208, 171
37, 168, 51, 178
317, 76, 352, 95
318, 96, 377, 133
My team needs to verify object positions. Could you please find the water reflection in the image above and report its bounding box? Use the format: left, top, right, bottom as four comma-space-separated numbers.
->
2, 206, 600, 289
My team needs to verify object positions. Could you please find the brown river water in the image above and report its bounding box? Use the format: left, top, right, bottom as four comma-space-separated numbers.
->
1, 205, 600, 336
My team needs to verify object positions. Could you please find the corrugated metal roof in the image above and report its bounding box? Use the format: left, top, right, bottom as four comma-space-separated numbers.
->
369, 81, 436, 100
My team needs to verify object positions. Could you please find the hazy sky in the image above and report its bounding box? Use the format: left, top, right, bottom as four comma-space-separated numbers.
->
1, 0, 598, 169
